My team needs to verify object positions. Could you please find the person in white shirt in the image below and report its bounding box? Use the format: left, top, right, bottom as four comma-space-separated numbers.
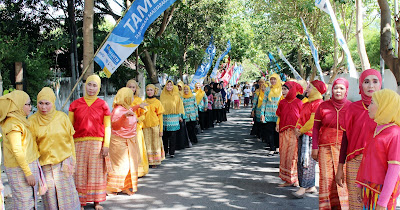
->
231, 85, 240, 109
243, 86, 251, 107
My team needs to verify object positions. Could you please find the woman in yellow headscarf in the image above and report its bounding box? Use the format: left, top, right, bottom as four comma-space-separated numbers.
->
68, 74, 111, 210
182, 85, 199, 144
126, 79, 149, 177
29, 87, 80, 209
251, 78, 266, 138
107, 87, 141, 196
160, 80, 184, 158
177, 81, 185, 97
260, 73, 282, 155
194, 83, 208, 131
0, 90, 41, 209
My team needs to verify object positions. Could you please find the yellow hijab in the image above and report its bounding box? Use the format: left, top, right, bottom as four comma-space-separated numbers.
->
372, 89, 400, 126
307, 84, 323, 102
183, 85, 194, 99
268, 73, 282, 101
84, 75, 101, 106
177, 81, 184, 97
0, 90, 30, 127
194, 83, 205, 105
160, 81, 184, 115
257, 84, 266, 108
36, 87, 56, 126
145, 84, 159, 96
113, 87, 133, 109
126, 79, 140, 97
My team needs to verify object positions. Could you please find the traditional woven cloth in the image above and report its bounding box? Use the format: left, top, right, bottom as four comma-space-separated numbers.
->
143, 126, 165, 165
297, 135, 316, 188
5, 159, 40, 210
361, 181, 399, 210
279, 128, 298, 184
318, 145, 349, 209
136, 128, 149, 177
74, 141, 107, 205
42, 156, 80, 210
163, 114, 180, 131
107, 135, 140, 193
346, 154, 363, 209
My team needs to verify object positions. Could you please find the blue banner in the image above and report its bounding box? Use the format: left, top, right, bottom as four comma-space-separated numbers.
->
300, 18, 325, 83
189, 36, 216, 89
229, 65, 243, 86
277, 47, 303, 80
210, 40, 231, 79
94, 0, 177, 77
268, 52, 281, 73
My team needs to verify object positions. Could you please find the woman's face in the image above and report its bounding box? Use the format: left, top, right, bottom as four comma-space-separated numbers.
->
38, 100, 53, 115
270, 77, 277, 86
127, 83, 137, 95
332, 84, 346, 101
86, 81, 99, 96
146, 87, 155, 97
166, 82, 173, 91
261, 85, 266, 92
282, 86, 289, 97
362, 75, 380, 97
178, 85, 182, 91
196, 84, 201, 90
23, 98, 32, 116
305, 84, 313, 95
183, 87, 190, 95
368, 99, 378, 119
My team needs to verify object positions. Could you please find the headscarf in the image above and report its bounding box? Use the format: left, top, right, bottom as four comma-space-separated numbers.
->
84, 74, 101, 100
371, 89, 400, 126
145, 84, 159, 98
296, 80, 308, 93
194, 83, 205, 104
268, 73, 282, 101
113, 87, 134, 109
36, 87, 56, 126
308, 80, 326, 102
126, 79, 140, 97
183, 85, 194, 99
177, 81, 184, 96
160, 80, 184, 114
204, 85, 212, 96
0, 90, 30, 127
282, 81, 298, 101
257, 84, 266, 108
213, 83, 221, 93
359, 69, 382, 106
331, 78, 349, 110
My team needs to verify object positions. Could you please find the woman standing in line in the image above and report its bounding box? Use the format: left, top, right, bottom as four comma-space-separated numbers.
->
219, 81, 228, 121
356, 89, 400, 210
29, 87, 80, 209
182, 85, 199, 144
293, 80, 327, 198
0, 90, 41, 209
126, 79, 149, 178
204, 85, 214, 129
336, 69, 382, 209
251, 79, 265, 139
143, 84, 165, 168
69, 75, 111, 210
276, 81, 303, 187
160, 80, 184, 158
194, 83, 208, 132
212, 83, 224, 125
311, 78, 351, 209
107, 88, 141, 196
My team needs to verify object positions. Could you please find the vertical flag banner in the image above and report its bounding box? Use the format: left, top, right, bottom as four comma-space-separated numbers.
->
277, 47, 303, 80
300, 18, 325, 83
218, 56, 231, 80
221, 63, 235, 87
210, 40, 232, 79
315, 0, 358, 79
268, 52, 281, 73
94, 0, 177, 77
229, 65, 239, 86
235, 65, 244, 83
189, 36, 216, 89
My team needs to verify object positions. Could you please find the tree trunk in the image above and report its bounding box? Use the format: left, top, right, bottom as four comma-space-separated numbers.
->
355, 0, 371, 70
140, 50, 158, 84
378, 0, 400, 85
308, 55, 317, 81
83, 0, 94, 80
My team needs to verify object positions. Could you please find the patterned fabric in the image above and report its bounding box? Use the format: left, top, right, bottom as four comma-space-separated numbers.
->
213, 92, 223, 109
163, 114, 180, 131
346, 154, 363, 210
182, 96, 199, 122
143, 126, 165, 165
361, 181, 399, 210
279, 128, 298, 184
74, 141, 107, 205
136, 128, 149, 177
261, 88, 280, 122
207, 95, 214, 110
196, 93, 208, 112
107, 135, 139, 193
5, 159, 40, 210
318, 145, 349, 210
252, 94, 263, 122
297, 135, 316, 188
42, 156, 80, 210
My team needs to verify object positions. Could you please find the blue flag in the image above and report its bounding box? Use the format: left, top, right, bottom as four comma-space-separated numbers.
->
94, 0, 177, 77
210, 40, 232, 79
268, 52, 281, 73
189, 36, 216, 89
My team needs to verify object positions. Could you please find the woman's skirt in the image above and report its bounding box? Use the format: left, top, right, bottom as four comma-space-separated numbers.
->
136, 128, 149, 177
346, 154, 363, 210
74, 141, 107, 205
143, 126, 165, 165
107, 135, 140, 193
361, 182, 399, 210
176, 120, 190, 150
42, 156, 80, 209
318, 145, 349, 210
279, 128, 298, 184
297, 135, 316, 188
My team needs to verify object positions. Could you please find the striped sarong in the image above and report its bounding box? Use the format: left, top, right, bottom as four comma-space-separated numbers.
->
137, 128, 149, 177
42, 156, 80, 210
361, 181, 399, 210
107, 135, 140, 193
5, 159, 40, 210
74, 141, 107, 205
297, 135, 316, 188
143, 126, 165, 165
279, 128, 298, 184
318, 145, 349, 209
346, 154, 363, 209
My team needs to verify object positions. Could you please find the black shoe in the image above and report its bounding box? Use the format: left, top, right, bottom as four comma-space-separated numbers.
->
170, 155, 174, 158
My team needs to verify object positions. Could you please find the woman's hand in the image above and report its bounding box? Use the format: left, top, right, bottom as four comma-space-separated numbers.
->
251, 111, 254, 118
124, 110, 135, 117
102, 147, 109, 157
335, 164, 345, 187
294, 128, 301, 138
260, 115, 265, 122
159, 132, 163, 137
139, 102, 148, 109
275, 125, 279, 133
26, 174, 36, 186
311, 149, 318, 161
356, 187, 363, 204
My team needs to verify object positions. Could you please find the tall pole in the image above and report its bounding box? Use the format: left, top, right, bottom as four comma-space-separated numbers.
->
396, 0, 399, 57
380, 55, 385, 88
